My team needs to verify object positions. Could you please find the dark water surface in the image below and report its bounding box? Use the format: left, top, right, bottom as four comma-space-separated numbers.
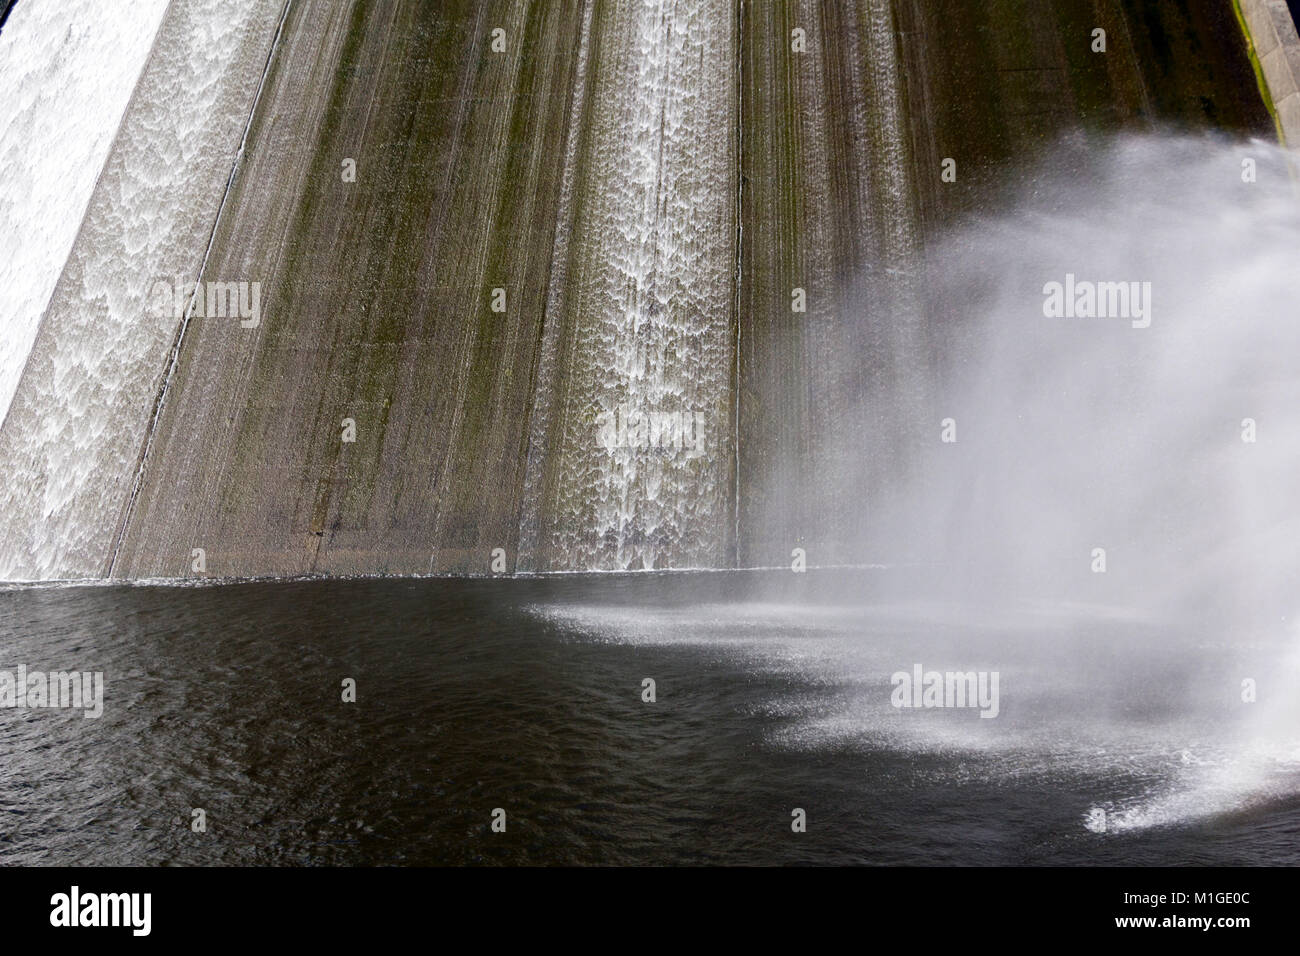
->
1, 571, 1296, 865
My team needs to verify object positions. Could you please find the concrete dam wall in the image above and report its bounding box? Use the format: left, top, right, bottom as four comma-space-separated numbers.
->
1238, 0, 1300, 146
0, 0, 1274, 580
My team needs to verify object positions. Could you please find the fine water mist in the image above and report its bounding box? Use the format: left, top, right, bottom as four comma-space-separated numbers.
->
802, 133, 1300, 630
530, 133, 1300, 839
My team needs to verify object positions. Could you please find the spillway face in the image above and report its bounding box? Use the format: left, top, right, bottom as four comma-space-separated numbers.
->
114, 0, 735, 578
525, 0, 738, 571
0, 0, 1279, 581
0, 0, 169, 427
114, 1, 595, 578
737, 0, 928, 571
0, 0, 288, 580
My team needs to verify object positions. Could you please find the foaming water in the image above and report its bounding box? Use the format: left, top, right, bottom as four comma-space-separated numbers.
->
0, 0, 285, 580
539, 0, 735, 571
1089, 623, 1300, 834
0, 0, 170, 423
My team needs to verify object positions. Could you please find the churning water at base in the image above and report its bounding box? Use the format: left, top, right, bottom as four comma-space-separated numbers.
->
1, 572, 1296, 865
532, 590, 1300, 845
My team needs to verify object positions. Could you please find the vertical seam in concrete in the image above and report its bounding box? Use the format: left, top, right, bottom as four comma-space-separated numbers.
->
732, 0, 744, 568
1109, 0, 1154, 120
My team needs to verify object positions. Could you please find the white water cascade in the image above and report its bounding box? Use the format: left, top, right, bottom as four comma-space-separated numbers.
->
540, 0, 737, 571
0, 0, 286, 580
0, 0, 170, 424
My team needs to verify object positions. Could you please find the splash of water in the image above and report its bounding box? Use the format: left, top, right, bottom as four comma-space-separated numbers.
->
537, 133, 1300, 833
859, 133, 1300, 831
838, 133, 1300, 628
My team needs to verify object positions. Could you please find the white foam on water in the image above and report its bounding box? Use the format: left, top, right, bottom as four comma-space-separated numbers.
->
0, 0, 170, 424
1087, 619, 1300, 833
